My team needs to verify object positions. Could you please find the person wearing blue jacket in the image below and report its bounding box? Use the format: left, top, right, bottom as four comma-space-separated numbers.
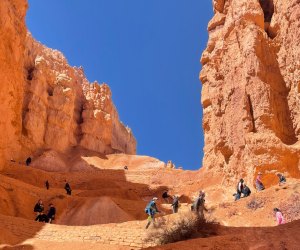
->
145, 197, 160, 229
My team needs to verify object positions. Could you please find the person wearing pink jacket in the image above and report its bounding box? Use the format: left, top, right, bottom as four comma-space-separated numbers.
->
274, 208, 285, 225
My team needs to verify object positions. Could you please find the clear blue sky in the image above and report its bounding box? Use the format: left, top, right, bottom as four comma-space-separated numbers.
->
26, 0, 213, 170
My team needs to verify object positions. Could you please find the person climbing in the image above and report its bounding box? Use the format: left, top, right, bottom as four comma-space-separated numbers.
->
47, 203, 56, 223
192, 190, 206, 218
45, 180, 50, 190
64, 180, 72, 195
171, 195, 179, 213
255, 172, 265, 191
274, 208, 285, 225
162, 189, 171, 203
277, 173, 286, 185
242, 184, 251, 197
25, 157, 32, 166
34, 199, 44, 221
145, 197, 160, 229
235, 179, 244, 201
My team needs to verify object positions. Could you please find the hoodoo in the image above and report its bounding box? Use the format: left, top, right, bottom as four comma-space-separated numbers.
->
200, 0, 300, 185
0, 0, 136, 171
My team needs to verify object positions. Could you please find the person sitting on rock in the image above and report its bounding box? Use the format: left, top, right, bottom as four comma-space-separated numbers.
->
145, 197, 160, 229
235, 179, 244, 201
47, 203, 56, 223
277, 173, 286, 185
255, 172, 265, 191
242, 184, 251, 197
25, 157, 32, 166
64, 180, 72, 195
171, 195, 179, 213
162, 190, 171, 203
45, 180, 50, 190
274, 208, 285, 225
34, 199, 44, 221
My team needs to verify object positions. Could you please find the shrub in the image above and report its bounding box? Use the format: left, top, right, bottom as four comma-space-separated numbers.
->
146, 212, 217, 245
247, 198, 264, 210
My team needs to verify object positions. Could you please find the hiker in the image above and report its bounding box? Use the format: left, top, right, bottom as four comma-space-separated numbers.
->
64, 180, 72, 195
255, 172, 265, 191
145, 197, 160, 229
235, 179, 244, 201
35, 213, 49, 223
25, 157, 32, 166
47, 203, 56, 223
274, 208, 285, 225
124, 166, 128, 170
192, 190, 206, 217
34, 199, 44, 221
277, 173, 286, 185
45, 180, 50, 190
242, 184, 251, 197
171, 195, 179, 213
162, 190, 171, 203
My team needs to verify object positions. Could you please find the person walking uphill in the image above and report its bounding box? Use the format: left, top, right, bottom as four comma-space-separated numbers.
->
45, 180, 50, 190
64, 180, 72, 195
162, 190, 171, 203
145, 197, 160, 229
274, 208, 285, 225
171, 195, 179, 213
192, 190, 206, 218
255, 172, 265, 191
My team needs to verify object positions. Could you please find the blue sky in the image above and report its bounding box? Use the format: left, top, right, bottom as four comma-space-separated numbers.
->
26, 0, 213, 170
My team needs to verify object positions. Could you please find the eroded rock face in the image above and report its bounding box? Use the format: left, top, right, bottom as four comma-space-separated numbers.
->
0, 0, 136, 169
200, 0, 300, 185
0, 0, 28, 167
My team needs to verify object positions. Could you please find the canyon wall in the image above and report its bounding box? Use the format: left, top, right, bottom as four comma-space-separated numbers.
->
0, 0, 136, 169
0, 0, 28, 167
200, 0, 300, 185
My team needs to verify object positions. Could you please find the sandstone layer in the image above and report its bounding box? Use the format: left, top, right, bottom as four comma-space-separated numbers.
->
200, 0, 300, 185
0, 0, 136, 170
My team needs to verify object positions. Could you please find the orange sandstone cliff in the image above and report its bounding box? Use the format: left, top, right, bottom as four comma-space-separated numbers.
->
200, 0, 300, 185
0, 0, 136, 170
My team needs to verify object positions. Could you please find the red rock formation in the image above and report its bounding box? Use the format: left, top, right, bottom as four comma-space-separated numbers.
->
0, 0, 136, 170
200, 0, 300, 185
0, 0, 28, 167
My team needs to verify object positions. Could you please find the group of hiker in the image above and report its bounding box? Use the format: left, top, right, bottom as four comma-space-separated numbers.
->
34, 199, 56, 223
235, 172, 287, 201
33, 180, 72, 223
145, 189, 206, 229
44, 180, 72, 195
234, 171, 287, 225
145, 171, 287, 229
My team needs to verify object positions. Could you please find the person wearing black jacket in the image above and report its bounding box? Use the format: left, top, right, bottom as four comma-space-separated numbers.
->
34, 199, 44, 221
47, 203, 56, 223
45, 180, 50, 190
64, 180, 72, 195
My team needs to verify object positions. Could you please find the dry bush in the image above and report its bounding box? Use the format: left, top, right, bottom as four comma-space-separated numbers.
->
146, 212, 217, 245
227, 209, 238, 217
247, 198, 264, 210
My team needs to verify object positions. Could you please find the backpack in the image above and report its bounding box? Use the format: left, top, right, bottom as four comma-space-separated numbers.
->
145, 200, 154, 214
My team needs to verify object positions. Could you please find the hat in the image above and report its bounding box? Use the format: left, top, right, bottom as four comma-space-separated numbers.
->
258, 172, 262, 175
152, 197, 158, 200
